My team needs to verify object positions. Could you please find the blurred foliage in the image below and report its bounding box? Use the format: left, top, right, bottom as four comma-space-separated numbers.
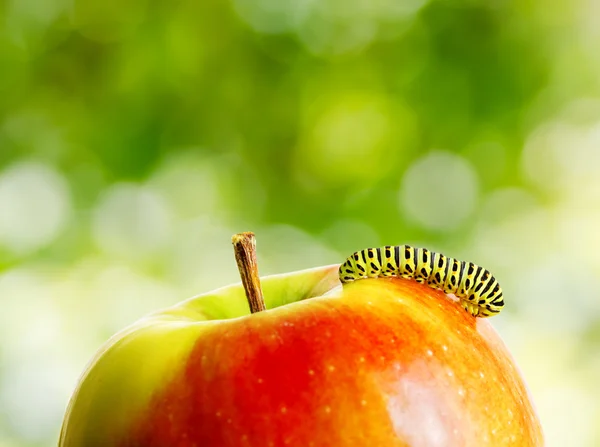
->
1, 0, 600, 445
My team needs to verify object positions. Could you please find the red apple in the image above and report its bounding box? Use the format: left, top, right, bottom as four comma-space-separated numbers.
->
59, 260, 543, 446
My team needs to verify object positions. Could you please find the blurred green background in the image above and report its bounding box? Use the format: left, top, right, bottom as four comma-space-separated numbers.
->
1, 0, 599, 445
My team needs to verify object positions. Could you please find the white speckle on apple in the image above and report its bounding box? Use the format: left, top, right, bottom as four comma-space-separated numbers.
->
442, 345, 448, 352
328, 365, 335, 372
257, 378, 263, 384
280, 406, 287, 414
241, 434, 248, 441
215, 411, 222, 418
492, 429, 497, 435
391, 338, 396, 343
380, 356, 386, 361
324, 331, 331, 338
367, 301, 373, 305
324, 406, 331, 414
447, 369, 454, 377
359, 356, 365, 363
361, 399, 367, 406
426, 349, 433, 356
227, 419, 232, 424
479, 371, 485, 379
308, 369, 315, 375
457, 388, 465, 397
453, 428, 458, 435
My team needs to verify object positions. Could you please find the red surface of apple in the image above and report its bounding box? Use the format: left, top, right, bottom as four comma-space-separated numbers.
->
60, 264, 543, 446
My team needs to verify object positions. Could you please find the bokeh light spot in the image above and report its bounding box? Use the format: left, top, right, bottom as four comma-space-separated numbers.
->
233, 0, 426, 55
296, 91, 412, 189
233, 0, 311, 34
399, 151, 478, 231
91, 183, 172, 259
522, 110, 600, 202
0, 162, 71, 254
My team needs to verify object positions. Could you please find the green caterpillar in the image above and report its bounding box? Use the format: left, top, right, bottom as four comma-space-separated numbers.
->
338, 245, 504, 318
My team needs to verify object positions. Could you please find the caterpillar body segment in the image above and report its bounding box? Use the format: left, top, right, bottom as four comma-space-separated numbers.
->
427, 251, 448, 290
414, 247, 433, 284
338, 245, 503, 318
398, 245, 416, 279
380, 246, 397, 278
457, 262, 479, 300
364, 248, 383, 277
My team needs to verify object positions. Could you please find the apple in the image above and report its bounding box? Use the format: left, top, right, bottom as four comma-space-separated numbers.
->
59, 235, 543, 446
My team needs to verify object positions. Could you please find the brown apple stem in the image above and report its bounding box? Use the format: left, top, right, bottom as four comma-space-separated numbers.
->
232, 232, 266, 313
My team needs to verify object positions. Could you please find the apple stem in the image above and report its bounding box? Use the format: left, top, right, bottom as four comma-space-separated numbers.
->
232, 232, 266, 314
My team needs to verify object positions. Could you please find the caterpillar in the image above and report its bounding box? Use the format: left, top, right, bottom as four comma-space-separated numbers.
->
338, 245, 504, 317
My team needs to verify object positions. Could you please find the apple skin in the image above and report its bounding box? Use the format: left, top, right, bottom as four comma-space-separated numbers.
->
59, 264, 543, 447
